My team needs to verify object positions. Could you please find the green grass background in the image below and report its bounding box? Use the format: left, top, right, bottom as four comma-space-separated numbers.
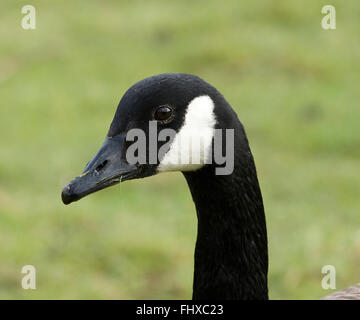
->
0, 0, 359, 299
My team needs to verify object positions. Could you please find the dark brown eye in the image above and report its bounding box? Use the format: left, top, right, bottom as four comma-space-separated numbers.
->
154, 106, 174, 122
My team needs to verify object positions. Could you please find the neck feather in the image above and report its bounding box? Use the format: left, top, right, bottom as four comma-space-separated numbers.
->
183, 136, 268, 300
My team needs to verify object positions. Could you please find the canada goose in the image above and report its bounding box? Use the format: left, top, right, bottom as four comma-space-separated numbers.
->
61, 73, 358, 300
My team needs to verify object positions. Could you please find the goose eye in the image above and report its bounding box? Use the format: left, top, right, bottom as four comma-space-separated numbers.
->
154, 106, 173, 122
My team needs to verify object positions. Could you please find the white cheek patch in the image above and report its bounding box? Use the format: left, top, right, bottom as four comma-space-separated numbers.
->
158, 95, 216, 172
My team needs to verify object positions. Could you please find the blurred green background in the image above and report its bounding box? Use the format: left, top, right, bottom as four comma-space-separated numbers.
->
0, 0, 359, 299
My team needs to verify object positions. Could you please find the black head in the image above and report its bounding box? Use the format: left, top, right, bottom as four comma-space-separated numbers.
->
61, 73, 240, 204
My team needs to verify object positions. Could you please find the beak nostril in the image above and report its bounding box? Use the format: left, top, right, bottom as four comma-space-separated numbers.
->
95, 160, 108, 172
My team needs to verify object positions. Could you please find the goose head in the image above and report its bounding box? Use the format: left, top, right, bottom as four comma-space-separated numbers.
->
61, 73, 268, 300
61, 73, 238, 205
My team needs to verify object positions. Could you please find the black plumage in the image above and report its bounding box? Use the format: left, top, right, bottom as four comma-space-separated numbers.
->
62, 73, 269, 299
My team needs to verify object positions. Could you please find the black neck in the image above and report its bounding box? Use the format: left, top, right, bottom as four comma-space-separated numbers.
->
183, 141, 268, 300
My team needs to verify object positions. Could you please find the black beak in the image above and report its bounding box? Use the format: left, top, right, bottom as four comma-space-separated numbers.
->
61, 134, 138, 205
